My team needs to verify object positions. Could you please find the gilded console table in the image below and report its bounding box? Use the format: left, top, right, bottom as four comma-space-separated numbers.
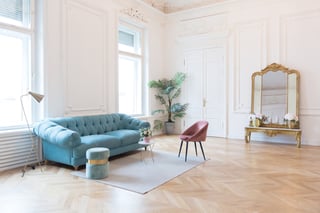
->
245, 127, 302, 148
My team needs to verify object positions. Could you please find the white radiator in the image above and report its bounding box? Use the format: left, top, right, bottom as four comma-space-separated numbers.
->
0, 129, 42, 172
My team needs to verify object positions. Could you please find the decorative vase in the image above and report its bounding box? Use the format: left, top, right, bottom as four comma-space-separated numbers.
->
254, 119, 261, 127
143, 136, 151, 143
288, 120, 295, 129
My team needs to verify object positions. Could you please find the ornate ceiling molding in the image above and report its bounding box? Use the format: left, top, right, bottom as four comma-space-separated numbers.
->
141, 0, 229, 14
120, 8, 148, 23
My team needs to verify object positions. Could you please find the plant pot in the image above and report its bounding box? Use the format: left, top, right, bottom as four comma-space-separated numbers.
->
143, 136, 151, 143
165, 122, 175, 135
287, 120, 296, 129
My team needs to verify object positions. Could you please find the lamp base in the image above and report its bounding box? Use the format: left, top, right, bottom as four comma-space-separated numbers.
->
21, 162, 43, 177
21, 135, 43, 177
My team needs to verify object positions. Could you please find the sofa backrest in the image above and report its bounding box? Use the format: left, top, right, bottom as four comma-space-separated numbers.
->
49, 113, 147, 136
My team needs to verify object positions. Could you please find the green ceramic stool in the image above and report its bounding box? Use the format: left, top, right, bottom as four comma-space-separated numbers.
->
86, 147, 110, 179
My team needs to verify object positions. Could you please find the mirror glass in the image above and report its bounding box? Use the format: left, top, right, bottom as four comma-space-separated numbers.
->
253, 75, 262, 113
251, 63, 300, 128
261, 71, 287, 124
288, 73, 297, 114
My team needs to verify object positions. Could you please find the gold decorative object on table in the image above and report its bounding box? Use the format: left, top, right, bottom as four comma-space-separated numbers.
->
248, 114, 256, 127
248, 113, 267, 127
244, 63, 302, 148
284, 113, 299, 129
287, 120, 294, 129
254, 119, 261, 127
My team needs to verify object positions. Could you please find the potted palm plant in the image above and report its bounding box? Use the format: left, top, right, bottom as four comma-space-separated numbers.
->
148, 72, 188, 134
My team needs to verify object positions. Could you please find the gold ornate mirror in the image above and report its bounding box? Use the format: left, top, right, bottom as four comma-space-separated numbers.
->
251, 63, 300, 128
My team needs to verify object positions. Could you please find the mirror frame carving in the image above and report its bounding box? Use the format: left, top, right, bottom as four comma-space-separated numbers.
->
251, 63, 300, 128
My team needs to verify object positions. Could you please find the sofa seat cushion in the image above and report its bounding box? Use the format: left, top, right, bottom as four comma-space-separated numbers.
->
73, 135, 120, 158
105, 130, 140, 146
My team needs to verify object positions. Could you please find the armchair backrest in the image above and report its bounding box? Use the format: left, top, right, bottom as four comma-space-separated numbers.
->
181, 121, 209, 142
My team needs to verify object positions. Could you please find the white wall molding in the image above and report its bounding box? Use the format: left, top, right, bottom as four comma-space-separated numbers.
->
300, 107, 320, 116
233, 19, 268, 113
178, 12, 228, 38
62, 0, 108, 115
177, 31, 229, 43
280, 9, 320, 116
280, 9, 320, 64
120, 7, 148, 23
39, 0, 320, 147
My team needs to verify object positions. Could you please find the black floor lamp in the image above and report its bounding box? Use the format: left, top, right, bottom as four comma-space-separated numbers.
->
20, 91, 45, 177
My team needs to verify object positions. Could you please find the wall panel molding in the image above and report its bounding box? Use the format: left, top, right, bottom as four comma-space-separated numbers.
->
280, 9, 320, 64
233, 20, 268, 113
62, 0, 108, 115
280, 9, 320, 115
178, 12, 228, 38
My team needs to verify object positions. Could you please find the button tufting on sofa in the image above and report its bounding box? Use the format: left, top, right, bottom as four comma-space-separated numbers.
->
33, 113, 150, 168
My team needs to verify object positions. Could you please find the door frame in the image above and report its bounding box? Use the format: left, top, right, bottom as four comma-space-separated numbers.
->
182, 43, 228, 138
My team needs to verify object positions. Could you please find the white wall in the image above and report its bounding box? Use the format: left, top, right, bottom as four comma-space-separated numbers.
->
42, 0, 320, 146
42, 0, 165, 121
164, 0, 320, 146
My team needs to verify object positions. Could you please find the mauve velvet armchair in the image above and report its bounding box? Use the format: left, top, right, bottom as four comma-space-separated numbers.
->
178, 121, 209, 162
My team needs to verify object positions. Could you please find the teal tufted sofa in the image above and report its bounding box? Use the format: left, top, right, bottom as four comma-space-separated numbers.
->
33, 113, 150, 169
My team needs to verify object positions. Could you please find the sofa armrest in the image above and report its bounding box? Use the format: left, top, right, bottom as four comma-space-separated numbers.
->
33, 121, 81, 148
120, 114, 150, 130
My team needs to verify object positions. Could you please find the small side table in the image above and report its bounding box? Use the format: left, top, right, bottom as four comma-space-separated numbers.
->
138, 141, 155, 162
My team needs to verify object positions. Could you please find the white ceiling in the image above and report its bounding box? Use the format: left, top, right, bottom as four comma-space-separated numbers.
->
141, 0, 228, 13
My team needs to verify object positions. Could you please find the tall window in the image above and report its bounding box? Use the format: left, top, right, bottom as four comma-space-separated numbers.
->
0, 0, 34, 128
118, 23, 144, 115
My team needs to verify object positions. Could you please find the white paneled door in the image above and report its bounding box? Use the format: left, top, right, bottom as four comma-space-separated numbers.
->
184, 47, 226, 137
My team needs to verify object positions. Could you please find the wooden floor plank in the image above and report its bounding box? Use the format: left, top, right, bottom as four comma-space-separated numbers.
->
1, 135, 320, 212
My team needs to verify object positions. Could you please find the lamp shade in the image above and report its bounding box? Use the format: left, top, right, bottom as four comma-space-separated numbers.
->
28, 91, 44, 103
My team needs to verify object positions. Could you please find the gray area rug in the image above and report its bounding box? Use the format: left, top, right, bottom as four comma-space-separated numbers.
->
71, 150, 206, 194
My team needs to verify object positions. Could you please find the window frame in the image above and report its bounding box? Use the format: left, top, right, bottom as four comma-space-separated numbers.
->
0, 0, 37, 130
118, 20, 146, 116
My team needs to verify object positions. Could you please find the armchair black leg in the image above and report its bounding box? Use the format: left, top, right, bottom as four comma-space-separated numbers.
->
178, 140, 183, 157
194, 142, 198, 156
199, 142, 206, 160
185, 142, 189, 162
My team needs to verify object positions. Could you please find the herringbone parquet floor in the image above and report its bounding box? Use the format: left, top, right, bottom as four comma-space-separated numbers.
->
1, 135, 320, 213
